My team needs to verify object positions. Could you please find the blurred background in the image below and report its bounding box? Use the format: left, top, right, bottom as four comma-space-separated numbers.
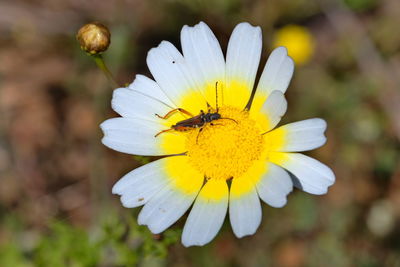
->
1, 0, 400, 266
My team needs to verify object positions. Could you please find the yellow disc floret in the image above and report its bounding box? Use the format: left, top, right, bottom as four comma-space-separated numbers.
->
186, 106, 264, 180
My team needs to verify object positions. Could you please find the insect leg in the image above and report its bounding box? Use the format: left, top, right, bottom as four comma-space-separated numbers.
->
196, 127, 204, 144
206, 103, 212, 113
154, 128, 174, 137
155, 108, 194, 120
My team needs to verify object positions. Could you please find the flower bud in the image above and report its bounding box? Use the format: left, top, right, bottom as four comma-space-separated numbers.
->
76, 22, 111, 54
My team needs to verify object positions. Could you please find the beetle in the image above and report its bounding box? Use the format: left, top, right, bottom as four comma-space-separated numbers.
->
154, 108, 222, 137
154, 82, 236, 141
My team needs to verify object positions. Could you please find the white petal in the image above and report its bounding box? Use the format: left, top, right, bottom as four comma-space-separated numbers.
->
271, 118, 327, 152
112, 159, 169, 208
138, 184, 200, 234
182, 180, 228, 247
272, 153, 335, 195
146, 41, 199, 105
127, 74, 175, 107
256, 47, 294, 98
256, 162, 293, 208
100, 118, 166, 156
226, 22, 262, 96
229, 183, 262, 238
260, 90, 288, 131
111, 88, 173, 121
181, 22, 225, 91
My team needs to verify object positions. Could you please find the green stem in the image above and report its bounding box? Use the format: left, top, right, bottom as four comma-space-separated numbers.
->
92, 54, 120, 88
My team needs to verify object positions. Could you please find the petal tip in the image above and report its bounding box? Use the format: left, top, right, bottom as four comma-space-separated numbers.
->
271, 198, 288, 208
111, 182, 122, 195
181, 237, 205, 248
232, 221, 260, 238
147, 224, 164, 235
274, 46, 289, 55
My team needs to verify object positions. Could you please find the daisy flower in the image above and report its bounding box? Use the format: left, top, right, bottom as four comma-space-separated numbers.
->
101, 22, 335, 247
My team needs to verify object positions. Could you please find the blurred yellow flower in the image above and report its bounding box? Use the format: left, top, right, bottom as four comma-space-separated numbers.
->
273, 25, 315, 65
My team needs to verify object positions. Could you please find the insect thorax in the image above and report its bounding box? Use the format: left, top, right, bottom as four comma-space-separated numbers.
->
202, 112, 221, 123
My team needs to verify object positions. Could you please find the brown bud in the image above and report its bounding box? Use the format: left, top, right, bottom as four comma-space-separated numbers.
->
76, 22, 111, 54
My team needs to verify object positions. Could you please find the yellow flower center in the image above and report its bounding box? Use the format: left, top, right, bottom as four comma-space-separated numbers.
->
185, 106, 264, 180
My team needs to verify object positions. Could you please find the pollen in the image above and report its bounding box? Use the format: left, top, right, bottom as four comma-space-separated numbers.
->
186, 106, 264, 180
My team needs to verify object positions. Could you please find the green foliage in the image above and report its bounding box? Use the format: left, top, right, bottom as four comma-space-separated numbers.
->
0, 215, 181, 267
0, 242, 31, 267
99, 214, 181, 266
343, 0, 378, 12
289, 194, 318, 232
34, 222, 100, 267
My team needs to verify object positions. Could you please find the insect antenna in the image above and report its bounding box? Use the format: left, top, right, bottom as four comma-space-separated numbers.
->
244, 82, 259, 111
219, 117, 238, 124
215, 81, 219, 111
